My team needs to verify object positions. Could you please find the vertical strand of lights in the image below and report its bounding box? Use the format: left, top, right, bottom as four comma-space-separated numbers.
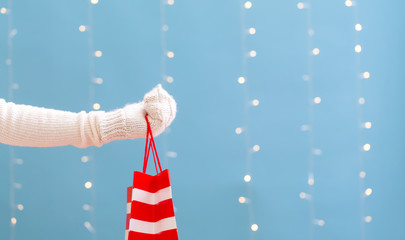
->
297, 1, 324, 239
237, 0, 258, 238
160, 0, 176, 175
79, 0, 100, 238
346, 0, 372, 238
5, 0, 20, 239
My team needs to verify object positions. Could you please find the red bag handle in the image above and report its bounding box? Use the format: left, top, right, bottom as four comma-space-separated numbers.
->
142, 114, 163, 174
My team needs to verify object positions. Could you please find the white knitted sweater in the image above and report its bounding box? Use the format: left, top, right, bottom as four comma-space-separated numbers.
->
0, 84, 176, 148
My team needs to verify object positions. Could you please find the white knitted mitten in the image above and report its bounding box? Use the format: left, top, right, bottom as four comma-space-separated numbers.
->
100, 84, 176, 144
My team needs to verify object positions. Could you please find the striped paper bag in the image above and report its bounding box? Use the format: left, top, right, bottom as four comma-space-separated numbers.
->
125, 114, 179, 240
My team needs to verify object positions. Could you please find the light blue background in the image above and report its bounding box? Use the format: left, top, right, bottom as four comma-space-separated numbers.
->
0, 0, 404, 240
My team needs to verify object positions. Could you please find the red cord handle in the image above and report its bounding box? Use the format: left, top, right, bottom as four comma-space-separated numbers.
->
142, 114, 162, 174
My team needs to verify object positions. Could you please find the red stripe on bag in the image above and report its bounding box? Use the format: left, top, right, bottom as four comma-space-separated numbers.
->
132, 170, 171, 193
128, 229, 179, 240
130, 199, 175, 222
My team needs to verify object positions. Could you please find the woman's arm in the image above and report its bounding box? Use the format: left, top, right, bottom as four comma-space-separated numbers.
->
0, 84, 176, 148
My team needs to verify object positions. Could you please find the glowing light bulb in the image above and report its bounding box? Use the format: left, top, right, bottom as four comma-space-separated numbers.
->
363, 144, 371, 151
94, 77, 103, 84
355, 44, 362, 53
299, 192, 307, 199
79, 25, 87, 32
167, 0, 174, 5
1, 8, 7, 14
312, 48, 320, 55
93, 103, 100, 110
345, 0, 353, 7
362, 72, 370, 79
11, 217, 17, 225
248, 27, 256, 35
244, 175, 251, 182
308, 177, 314, 186
249, 50, 257, 57
238, 77, 246, 84
235, 127, 243, 134
364, 216, 372, 222
358, 97, 365, 104
81, 156, 89, 163
85, 181, 93, 189
365, 188, 373, 196
166, 76, 174, 83
252, 99, 259, 106
297, 2, 304, 9
251, 224, 259, 231
359, 171, 366, 178
238, 197, 246, 203
91, 0, 99, 4
244, 1, 252, 9
167, 51, 175, 58
253, 145, 260, 152
313, 97, 321, 104
364, 122, 372, 129
355, 24, 362, 31
94, 50, 103, 57
17, 204, 24, 211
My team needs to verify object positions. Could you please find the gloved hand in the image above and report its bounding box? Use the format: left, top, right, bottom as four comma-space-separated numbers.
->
122, 84, 177, 139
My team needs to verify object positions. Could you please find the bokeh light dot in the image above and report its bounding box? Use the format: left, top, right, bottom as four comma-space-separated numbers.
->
91, 0, 99, 4
355, 44, 362, 53
235, 127, 243, 134
251, 224, 259, 231
359, 98, 365, 104
363, 144, 371, 151
11, 217, 17, 225
79, 25, 86, 32
364, 122, 372, 129
94, 50, 102, 57
244, 1, 252, 9
85, 181, 93, 189
355, 23, 363, 31
249, 50, 257, 57
167, 51, 175, 58
365, 188, 373, 196
297, 2, 304, 9
345, 0, 353, 7
360, 171, 366, 178
312, 48, 320, 55
244, 175, 251, 182
238, 77, 246, 84
248, 27, 256, 35
363, 72, 370, 79
238, 197, 246, 203
314, 97, 321, 104
252, 99, 259, 106
93, 103, 100, 110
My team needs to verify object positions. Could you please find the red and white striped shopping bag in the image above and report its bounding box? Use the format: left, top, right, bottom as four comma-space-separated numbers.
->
125, 114, 179, 240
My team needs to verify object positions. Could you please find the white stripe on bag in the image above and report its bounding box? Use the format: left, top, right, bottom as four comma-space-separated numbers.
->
131, 187, 172, 205
129, 217, 177, 234
127, 202, 131, 214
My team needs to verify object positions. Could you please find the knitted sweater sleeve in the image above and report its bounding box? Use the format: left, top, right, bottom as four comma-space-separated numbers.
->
0, 98, 132, 148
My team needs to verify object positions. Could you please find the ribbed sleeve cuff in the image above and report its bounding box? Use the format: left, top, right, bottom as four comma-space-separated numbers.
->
99, 108, 128, 144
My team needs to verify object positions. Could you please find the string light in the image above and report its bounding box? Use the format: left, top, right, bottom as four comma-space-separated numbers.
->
364, 121, 372, 129
313, 97, 321, 104
362, 144, 371, 151
364, 216, 372, 222
81, 156, 89, 163
358, 97, 365, 104
252, 145, 260, 152
92, 103, 100, 110
364, 188, 373, 196
248, 27, 256, 35
90, 0, 99, 4
312, 48, 320, 55
17, 204, 24, 211
362, 71, 370, 79
244, 1, 252, 9
297, 2, 304, 9
359, 171, 366, 178
249, 50, 257, 57
11, 217, 17, 225
238, 197, 247, 203
235, 127, 243, 134
0, 7, 7, 14
166, 76, 174, 83
345, 0, 353, 7
252, 99, 259, 106
238, 77, 246, 84
167, 51, 175, 58
167, 0, 174, 5
94, 77, 103, 84
244, 174, 252, 183
94, 50, 103, 57
79, 25, 87, 32
84, 181, 93, 189
355, 23, 362, 31
355, 44, 362, 53
251, 224, 259, 231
